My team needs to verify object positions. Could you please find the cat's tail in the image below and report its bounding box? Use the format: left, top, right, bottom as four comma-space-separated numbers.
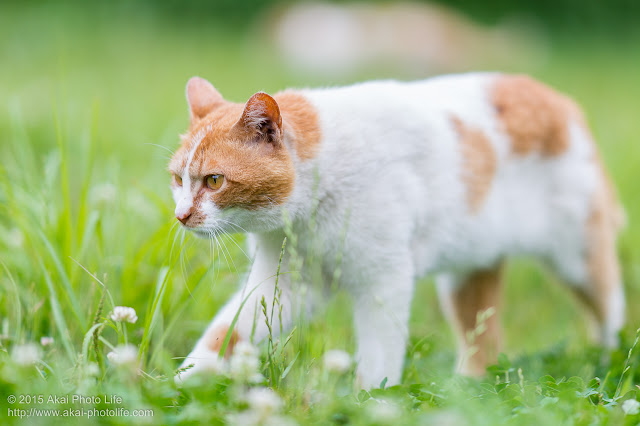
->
612, 202, 627, 232
569, 102, 626, 233
599, 165, 626, 234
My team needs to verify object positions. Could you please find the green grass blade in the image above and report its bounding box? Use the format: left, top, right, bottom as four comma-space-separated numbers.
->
40, 259, 76, 363
38, 229, 86, 329
81, 322, 105, 364
281, 351, 299, 380
1, 260, 23, 342
138, 266, 170, 365
218, 280, 267, 360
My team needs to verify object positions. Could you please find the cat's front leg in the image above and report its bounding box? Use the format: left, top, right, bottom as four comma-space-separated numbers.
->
175, 237, 294, 384
351, 265, 414, 388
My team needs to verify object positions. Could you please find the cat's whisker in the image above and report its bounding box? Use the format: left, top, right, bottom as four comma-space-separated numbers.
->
182, 258, 194, 297
207, 229, 217, 290
220, 231, 241, 276
220, 230, 250, 262
174, 227, 195, 298
214, 231, 221, 282
144, 142, 175, 156
214, 221, 251, 261
180, 228, 190, 285
209, 229, 220, 282
169, 221, 181, 242
169, 221, 182, 264
217, 218, 250, 234
215, 228, 239, 277
263, 195, 280, 207
212, 230, 230, 280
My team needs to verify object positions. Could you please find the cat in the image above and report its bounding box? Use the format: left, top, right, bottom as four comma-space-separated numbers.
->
170, 74, 625, 387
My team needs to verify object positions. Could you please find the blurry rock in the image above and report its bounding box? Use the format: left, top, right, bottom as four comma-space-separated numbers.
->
267, 2, 547, 77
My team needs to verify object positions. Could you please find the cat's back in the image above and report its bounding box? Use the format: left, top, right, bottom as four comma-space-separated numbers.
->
300, 72, 495, 126
296, 72, 498, 178
292, 73, 620, 274
298, 72, 601, 179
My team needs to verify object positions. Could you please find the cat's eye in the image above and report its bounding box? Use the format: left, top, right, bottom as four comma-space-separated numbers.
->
174, 174, 183, 186
206, 174, 224, 190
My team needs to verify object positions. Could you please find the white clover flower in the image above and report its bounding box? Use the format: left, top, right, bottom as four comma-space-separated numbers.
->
229, 342, 262, 382
323, 349, 352, 373
366, 399, 401, 424
234, 341, 259, 358
622, 399, 640, 415
229, 387, 294, 426
84, 362, 101, 377
40, 336, 54, 346
174, 348, 231, 386
264, 415, 298, 426
227, 412, 260, 426
110, 306, 138, 323
229, 354, 261, 381
228, 412, 297, 426
246, 387, 283, 418
11, 343, 43, 366
107, 344, 138, 367
423, 410, 466, 426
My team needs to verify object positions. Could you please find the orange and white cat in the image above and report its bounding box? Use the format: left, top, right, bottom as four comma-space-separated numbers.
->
170, 74, 625, 387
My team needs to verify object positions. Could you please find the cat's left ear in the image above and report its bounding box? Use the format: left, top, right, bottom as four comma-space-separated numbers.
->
186, 76, 224, 122
236, 92, 283, 144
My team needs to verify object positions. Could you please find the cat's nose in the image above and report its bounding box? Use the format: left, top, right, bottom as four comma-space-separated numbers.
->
176, 209, 192, 225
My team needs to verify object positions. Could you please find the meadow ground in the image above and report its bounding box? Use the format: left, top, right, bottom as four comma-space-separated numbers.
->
1, 4, 640, 425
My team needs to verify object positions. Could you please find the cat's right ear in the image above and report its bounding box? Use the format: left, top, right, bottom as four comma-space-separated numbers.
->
186, 76, 224, 122
235, 92, 283, 145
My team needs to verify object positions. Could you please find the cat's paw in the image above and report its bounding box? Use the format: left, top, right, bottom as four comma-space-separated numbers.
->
174, 347, 224, 386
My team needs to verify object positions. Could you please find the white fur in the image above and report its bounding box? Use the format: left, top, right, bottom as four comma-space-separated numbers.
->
174, 123, 213, 219
174, 73, 621, 387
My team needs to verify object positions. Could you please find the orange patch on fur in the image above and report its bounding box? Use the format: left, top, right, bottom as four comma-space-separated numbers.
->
206, 325, 240, 358
275, 91, 322, 160
452, 264, 503, 376
492, 75, 578, 156
452, 117, 496, 213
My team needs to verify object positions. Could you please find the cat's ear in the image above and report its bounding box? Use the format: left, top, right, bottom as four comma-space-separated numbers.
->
186, 76, 224, 122
236, 92, 283, 144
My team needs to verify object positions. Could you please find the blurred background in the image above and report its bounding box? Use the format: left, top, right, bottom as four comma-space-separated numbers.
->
1, 0, 639, 382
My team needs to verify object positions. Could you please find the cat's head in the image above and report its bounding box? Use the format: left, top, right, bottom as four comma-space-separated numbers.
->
168, 77, 296, 237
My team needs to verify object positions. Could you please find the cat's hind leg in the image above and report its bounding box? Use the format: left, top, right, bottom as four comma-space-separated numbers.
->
436, 263, 504, 376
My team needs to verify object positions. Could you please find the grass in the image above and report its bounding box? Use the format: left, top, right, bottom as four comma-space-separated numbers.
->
1, 3, 640, 425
